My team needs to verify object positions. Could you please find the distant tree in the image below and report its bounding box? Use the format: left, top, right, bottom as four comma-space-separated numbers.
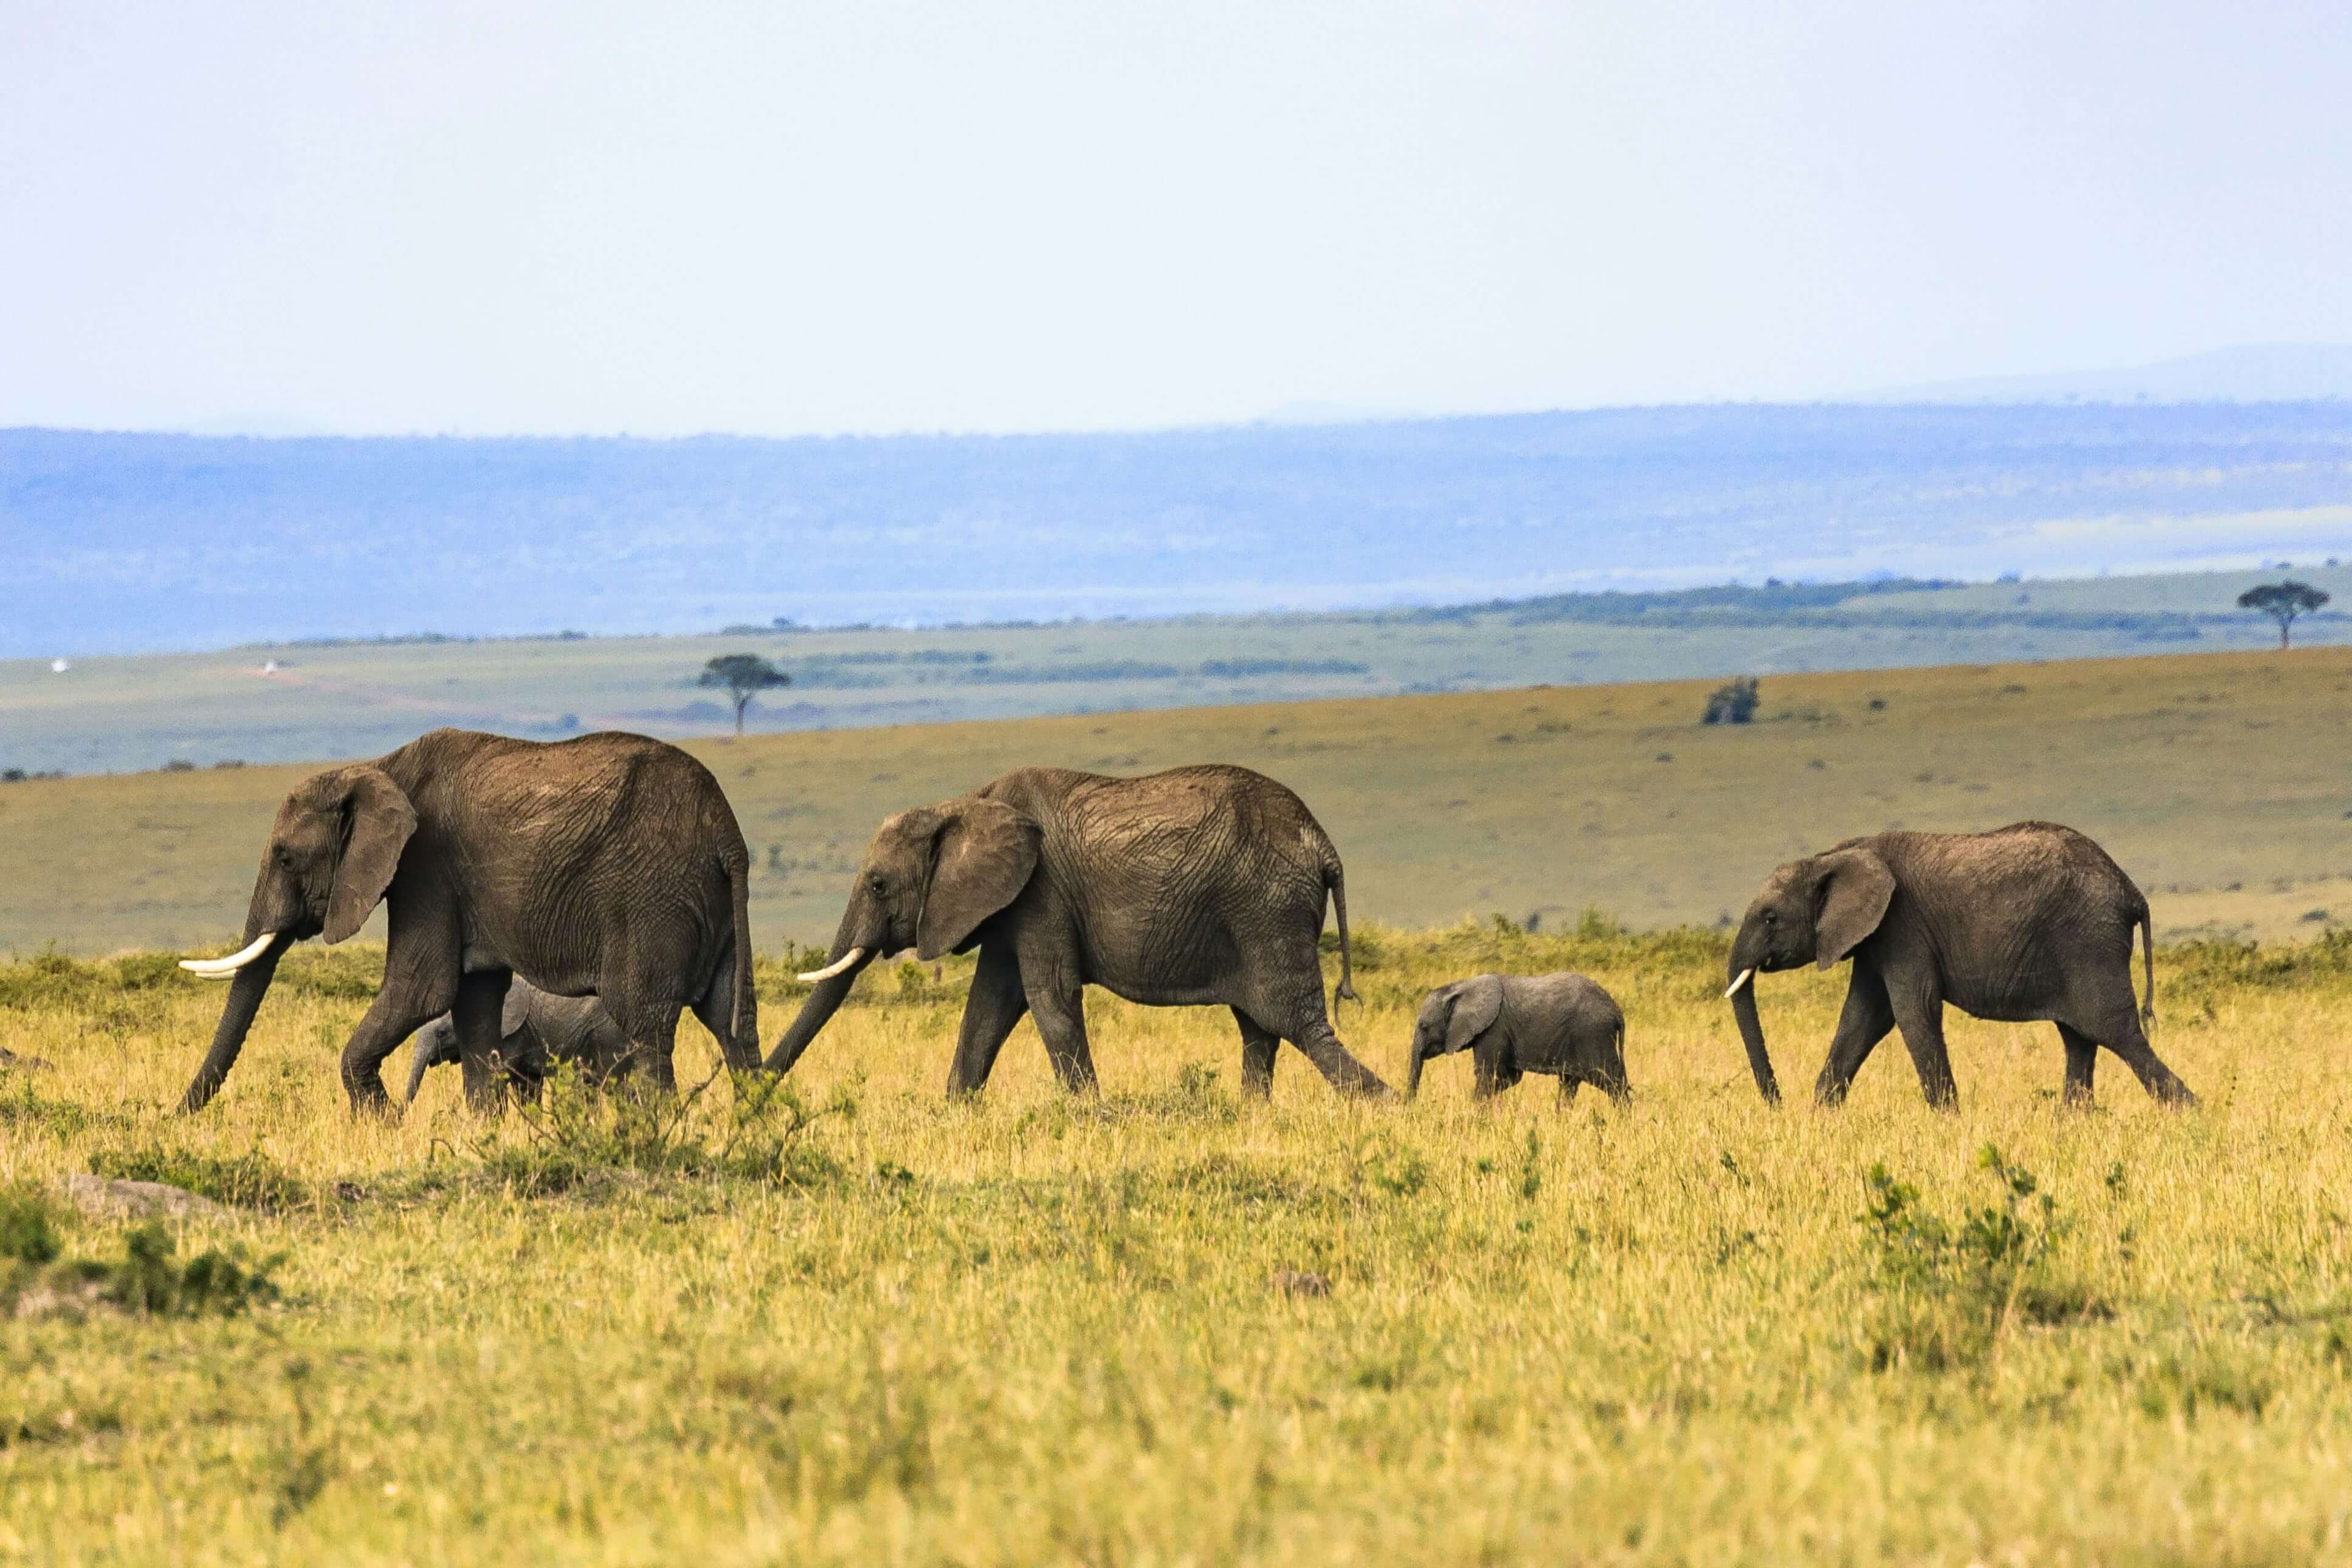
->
698, 654, 791, 734
2237, 581, 2330, 649
1703, 677, 1760, 725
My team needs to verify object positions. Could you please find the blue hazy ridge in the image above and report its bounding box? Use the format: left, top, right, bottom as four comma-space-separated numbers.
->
5, 401, 2350, 657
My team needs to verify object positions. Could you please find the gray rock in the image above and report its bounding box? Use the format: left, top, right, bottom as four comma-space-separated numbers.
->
62, 1174, 228, 1221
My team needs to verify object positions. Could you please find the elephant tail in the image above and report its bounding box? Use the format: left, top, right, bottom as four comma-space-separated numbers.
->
727, 844, 759, 1063
1320, 847, 1359, 1008
2136, 900, 2156, 1024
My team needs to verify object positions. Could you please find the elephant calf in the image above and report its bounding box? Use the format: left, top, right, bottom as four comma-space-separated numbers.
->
405, 978, 638, 1107
1724, 820, 2194, 1109
1408, 973, 1629, 1103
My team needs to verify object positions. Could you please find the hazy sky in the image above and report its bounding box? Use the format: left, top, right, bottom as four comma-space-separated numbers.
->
3, 2, 2346, 436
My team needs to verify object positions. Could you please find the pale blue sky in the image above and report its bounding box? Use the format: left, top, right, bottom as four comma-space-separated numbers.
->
2, 1, 2346, 436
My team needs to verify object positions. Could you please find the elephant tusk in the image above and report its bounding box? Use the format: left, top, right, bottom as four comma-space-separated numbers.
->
1724, 968, 1754, 998
180, 932, 279, 979
797, 947, 867, 983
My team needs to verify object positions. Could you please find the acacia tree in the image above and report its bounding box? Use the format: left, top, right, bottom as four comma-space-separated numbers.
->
2237, 581, 2331, 649
698, 654, 791, 734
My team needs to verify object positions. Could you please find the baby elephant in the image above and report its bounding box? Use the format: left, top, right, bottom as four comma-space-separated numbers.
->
405, 978, 639, 1108
1408, 973, 1629, 1102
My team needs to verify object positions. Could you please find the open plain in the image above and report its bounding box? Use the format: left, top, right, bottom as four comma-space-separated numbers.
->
3, 645, 2352, 1563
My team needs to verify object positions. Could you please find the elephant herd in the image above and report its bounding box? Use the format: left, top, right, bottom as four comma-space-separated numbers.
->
176, 727, 2196, 1117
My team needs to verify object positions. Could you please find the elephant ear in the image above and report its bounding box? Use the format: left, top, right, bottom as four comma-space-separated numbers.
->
499, 984, 533, 1039
1443, 976, 1505, 1054
323, 766, 418, 944
916, 798, 1041, 961
1812, 846, 1896, 969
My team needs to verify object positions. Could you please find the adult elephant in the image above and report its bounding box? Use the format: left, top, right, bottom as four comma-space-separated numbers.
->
767, 765, 1389, 1099
1723, 821, 2194, 1109
176, 728, 758, 1115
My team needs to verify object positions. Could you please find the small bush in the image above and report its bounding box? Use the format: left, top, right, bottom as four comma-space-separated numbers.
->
3, 1219, 280, 1321
1703, 677, 1760, 725
1856, 1147, 2094, 1373
475, 1065, 856, 1196
0, 1183, 65, 1265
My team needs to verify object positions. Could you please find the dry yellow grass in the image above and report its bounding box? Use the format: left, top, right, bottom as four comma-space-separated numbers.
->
4, 922, 2351, 1564
6, 644, 2351, 956
4, 645, 2351, 1563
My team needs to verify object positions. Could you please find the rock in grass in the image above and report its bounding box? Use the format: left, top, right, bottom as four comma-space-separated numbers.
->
1270, 1268, 1330, 1298
0, 1047, 53, 1071
62, 1174, 228, 1221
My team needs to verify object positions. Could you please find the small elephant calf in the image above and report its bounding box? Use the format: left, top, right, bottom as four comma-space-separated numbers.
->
406, 978, 640, 1108
1408, 973, 1629, 1102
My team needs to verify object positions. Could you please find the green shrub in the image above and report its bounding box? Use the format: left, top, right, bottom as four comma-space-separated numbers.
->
0, 1183, 64, 1265
1856, 1146, 2097, 1373
474, 1065, 856, 1197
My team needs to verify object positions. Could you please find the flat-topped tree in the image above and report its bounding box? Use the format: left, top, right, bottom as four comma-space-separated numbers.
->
699, 654, 791, 735
2237, 581, 2330, 649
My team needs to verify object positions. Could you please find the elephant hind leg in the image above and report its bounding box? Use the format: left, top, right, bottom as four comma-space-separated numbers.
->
603, 992, 685, 1096
1886, 978, 1959, 1111
690, 941, 761, 1072
2069, 1003, 2196, 1107
1234, 1009, 1280, 1099
1023, 967, 1099, 1095
1256, 993, 1389, 1099
2057, 1021, 2099, 1106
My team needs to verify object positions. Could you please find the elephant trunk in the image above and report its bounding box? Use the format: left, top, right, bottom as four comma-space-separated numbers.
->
1727, 956, 1779, 1105
1406, 1035, 1427, 1100
178, 933, 290, 1112
766, 900, 887, 1075
404, 1016, 453, 1106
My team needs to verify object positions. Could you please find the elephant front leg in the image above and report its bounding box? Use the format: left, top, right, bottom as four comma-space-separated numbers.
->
1814, 963, 1896, 1107
342, 984, 457, 1117
1471, 1044, 1510, 1100
947, 944, 1030, 1095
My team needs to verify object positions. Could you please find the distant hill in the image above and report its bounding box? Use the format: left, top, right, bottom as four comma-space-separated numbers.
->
1869, 344, 2352, 405
4, 401, 2350, 658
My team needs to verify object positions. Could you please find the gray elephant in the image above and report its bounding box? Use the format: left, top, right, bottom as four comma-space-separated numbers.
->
1724, 820, 2193, 1109
768, 764, 1389, 1098
177, 728, 758, 1115
1407, 973, 1629, 1102
404, 978, 639, 1106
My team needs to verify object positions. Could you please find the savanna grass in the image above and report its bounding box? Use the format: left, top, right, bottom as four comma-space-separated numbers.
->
2, 922, 2350, 1564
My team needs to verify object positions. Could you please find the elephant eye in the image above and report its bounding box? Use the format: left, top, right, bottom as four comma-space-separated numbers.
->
1762, 910, 1777, 924
866, 874, 887, 894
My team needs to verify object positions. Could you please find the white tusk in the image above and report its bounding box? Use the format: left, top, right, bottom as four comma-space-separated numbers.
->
180, 931, 279, 978
796, 947, 867, 983
1724, 968, 1754, 998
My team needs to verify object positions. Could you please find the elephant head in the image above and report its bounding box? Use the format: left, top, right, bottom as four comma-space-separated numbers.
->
1406, 976, 1503, 1098
178, 765, 417, 1112
1724, 843, 1895, 1104
766, 794, 1041, 1073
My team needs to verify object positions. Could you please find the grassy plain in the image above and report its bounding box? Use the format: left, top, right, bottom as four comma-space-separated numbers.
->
6, 921, 2352, 1564
6, 643, 2350, 956
5, 564, 2347, 778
